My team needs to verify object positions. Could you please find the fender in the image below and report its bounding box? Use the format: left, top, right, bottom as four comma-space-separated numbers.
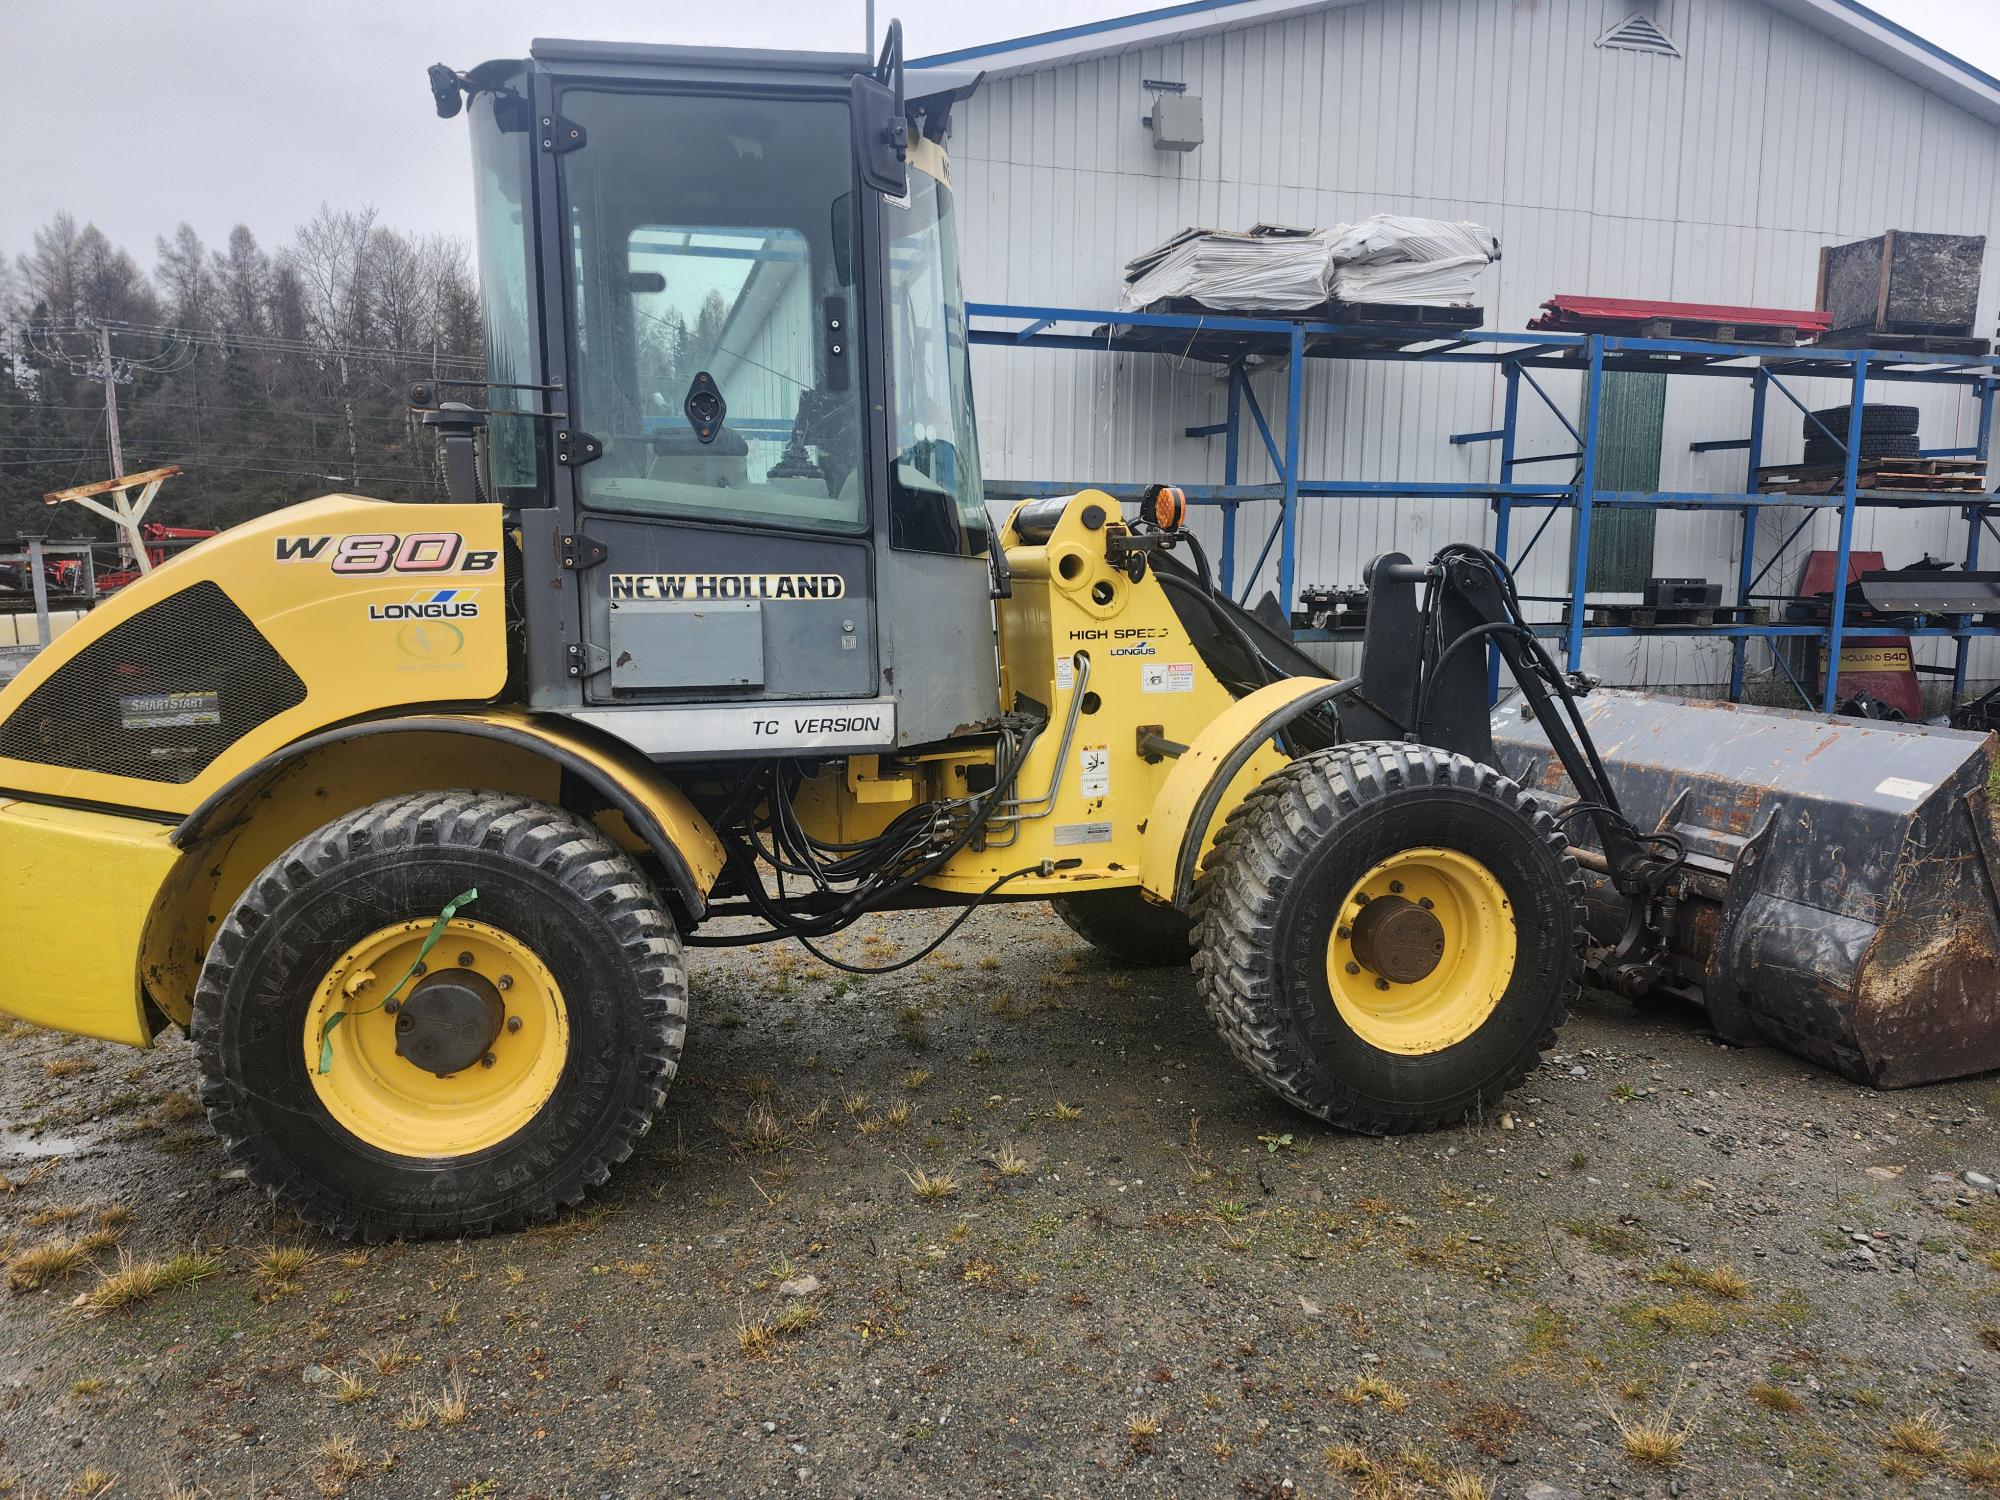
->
1137, 676, 1353, 908
175, 708, 725, 917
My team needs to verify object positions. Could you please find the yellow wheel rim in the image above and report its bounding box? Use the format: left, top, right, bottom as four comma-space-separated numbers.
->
1325, 847, 1516, 1055
304, 917, 569, 1158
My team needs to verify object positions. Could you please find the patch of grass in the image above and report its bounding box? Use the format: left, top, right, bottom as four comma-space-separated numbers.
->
994, 1144, 1031, 1178
25, 1201, 89, 1227
1442, 1469, 1495, 1500
1045, 1100, 1084, 1122
894, 1005, 931, 1051
43, 1057, 92, 1079
1559, 1217, 1649, 1258
432, 1376, 470, 1427
1883, 1408, 1949, 1461
331, 1370, 374, 1405
1620, 1293, 1729, 1337
905, 1165, 960, 1202
394, 1392, 432, 1431
737, 1316, 778, 1360
69, 1377, 107, 1397
1605, 1381, 1696, 1467
1342, 1375, 1411, 1412
1323, 1441, 1373, 1477
1448, 1400, 1524, 1458
738, 1101, 790, 1155
772, 1300, 821, 1336
843, 1091, 872, 1118
1748, 1381, 1804, 1414
80, 1248, 223, 1314
366, 1341, 419, 1377
885, 1100, 911, 1129
1126, 1414, 1160, 1456
313, 1435, 364, 1497
1650, 1257, 1751, 1300
7, 1235, 93, 1290
1979, 1326, 2000, 1353
902, 1068, 931, 1090
69, 1470, 118, 1498
1954, 1441, 2000, 1486
1567, 1150, 1589, 1171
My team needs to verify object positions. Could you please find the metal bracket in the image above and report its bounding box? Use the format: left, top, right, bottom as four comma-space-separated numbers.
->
539, 115, 586, 153
554, 429, 603, 467
564, 640, 611, 679
560, 533, 607, 572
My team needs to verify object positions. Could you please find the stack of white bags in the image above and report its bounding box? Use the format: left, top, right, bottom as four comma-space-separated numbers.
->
1120, 215, 1499, 312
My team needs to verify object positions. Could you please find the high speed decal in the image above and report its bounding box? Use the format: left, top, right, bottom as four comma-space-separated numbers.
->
275, 531, 499, 575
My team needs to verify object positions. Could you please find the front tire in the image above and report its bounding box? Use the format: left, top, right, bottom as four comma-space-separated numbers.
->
193, 790, 687, 1240
1191, 743, 1581, 1133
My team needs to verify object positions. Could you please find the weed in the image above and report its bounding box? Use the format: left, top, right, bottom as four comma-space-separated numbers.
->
7, 1236, 92, 1291
44, 1057, 91, 1079
772, 1301, 821, 1336
432, 1376, 470, 1427
739, 1102, 791, 1154
977, 956, 1001, 972
1449, 1400, 1524, 1458
313, 1435, 364, 1496
1559, 1218, 1649, 1257
902, 1068, 931, 1090
843, 1091, 872, 1118
81, 1249, 222, 1314
1126, 1414, 1160, 1456
1442, 1467, 1495, 1500
894, 1005, 931, 1051
1954, 1442, 2000, 1486
1046, 1100, 1084, 1122
1978, 1326, 2000, 1353
885, 1101, 911, 1129
331, 1371, 374, 1405
1883, 1409, 1949, 1460
1323, 1441, 1373, 1476
1342, 1375, 1411, 1412
1604, 1379, 1696, 1467
69, 1377, 107, 1397
96, 1204, 134, 1231
994, 1144, 1032, 1178
1567, 1151, 1589, 1171
905, 1166, 960, 1202
1620, 1293, 1728, 1337
1748, 1382, 1803, 1414
961, 1255, 1003, 1285
737, 1317, 779, 1360
25, 1201, 88, 1228
1650, 1257, 1750, 1300
395, 1392, 432, 1431
69, 1471, 117, 1498
367, 1341, 419, 1376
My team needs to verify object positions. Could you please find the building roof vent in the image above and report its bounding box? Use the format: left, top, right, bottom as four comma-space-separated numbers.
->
1596, 11, 1682, 57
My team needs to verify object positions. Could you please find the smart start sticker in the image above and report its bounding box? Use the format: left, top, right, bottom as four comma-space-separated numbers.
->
1141, 661, 1195, 694
120, 691, 220, 730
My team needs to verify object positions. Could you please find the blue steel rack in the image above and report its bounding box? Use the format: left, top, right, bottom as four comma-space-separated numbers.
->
967, 302, 2000, 712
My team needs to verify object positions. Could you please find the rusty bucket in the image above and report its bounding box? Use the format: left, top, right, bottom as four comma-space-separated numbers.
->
1492, 689, 2000, 1088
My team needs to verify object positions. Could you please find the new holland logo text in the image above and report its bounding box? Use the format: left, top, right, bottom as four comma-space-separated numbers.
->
369, 589, 481, 622
610, 572, 846, 602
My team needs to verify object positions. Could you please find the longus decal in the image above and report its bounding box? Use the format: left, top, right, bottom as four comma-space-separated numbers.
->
274, 531, 500, 576
609, 573, 845, 602
367, 589, 481, 622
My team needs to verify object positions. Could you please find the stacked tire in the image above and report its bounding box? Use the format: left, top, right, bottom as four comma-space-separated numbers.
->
1802, 403, 1919, 468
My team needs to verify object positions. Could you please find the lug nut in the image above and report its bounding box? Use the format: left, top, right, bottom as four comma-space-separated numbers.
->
481, 1053, 497, 1068
1374, 977, 1390, 991
412, 961, 427, 976
1418, 897, 1434, 910
1344, 961, 1360, 975
1336, 925, 1351, 940
457, 951, 475, 967
497, 975, 513, 991
1388, 879, 1404, 894
506, 1016, 523, 1033
1354, 892, 1371, 906
382, 999, 400, 1015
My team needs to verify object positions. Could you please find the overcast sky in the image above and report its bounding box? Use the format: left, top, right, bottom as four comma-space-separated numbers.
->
2, 0, 1997, 269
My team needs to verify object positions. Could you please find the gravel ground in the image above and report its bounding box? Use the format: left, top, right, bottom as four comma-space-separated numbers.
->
0, 901, 1996, 1499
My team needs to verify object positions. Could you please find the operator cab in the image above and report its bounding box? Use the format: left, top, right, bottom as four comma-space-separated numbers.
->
433, 32, 992, 755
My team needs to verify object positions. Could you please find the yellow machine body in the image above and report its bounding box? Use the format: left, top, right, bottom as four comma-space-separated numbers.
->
0, 487, 1314, 1050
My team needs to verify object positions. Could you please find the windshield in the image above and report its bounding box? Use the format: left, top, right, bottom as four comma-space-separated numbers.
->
559, 91, 865, 531
887, 149, 987, 555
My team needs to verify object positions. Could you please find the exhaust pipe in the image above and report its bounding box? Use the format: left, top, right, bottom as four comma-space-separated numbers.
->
1492, 688, 2000, 1088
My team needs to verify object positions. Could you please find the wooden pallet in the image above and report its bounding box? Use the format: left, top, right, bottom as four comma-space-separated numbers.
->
1756, 456, 1988, 495
1815, 328, 1992, 355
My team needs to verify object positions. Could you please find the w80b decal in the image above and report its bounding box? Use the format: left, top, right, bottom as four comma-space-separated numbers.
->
275, 531, 499, 576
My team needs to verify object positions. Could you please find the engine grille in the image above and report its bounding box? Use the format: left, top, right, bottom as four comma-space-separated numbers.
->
0, 580, 306, 784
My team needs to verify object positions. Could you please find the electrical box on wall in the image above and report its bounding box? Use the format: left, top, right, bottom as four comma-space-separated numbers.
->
1148, 92, 1203, 152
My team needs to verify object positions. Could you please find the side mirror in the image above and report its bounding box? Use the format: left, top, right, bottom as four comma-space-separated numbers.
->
851, 19, 908, 197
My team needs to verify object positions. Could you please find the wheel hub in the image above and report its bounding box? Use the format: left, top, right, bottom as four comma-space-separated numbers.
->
1349, 894, 1446, 984
394, 970, 504, 1077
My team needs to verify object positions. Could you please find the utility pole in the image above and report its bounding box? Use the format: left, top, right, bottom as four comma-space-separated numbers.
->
96, 324, 126, 480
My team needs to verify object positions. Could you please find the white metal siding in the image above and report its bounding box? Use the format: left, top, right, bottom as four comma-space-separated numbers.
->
946, 0, 2000, 690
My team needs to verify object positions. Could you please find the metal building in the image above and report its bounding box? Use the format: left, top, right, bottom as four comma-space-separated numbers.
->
913, 0, 2000, 691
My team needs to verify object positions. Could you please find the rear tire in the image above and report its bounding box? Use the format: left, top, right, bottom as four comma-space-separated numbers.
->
1191, 743, 1581, 1132
1050, 888, 1194, 967
193, 790, 686, 1240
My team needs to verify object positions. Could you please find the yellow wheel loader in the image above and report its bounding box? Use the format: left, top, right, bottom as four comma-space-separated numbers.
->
4, 29, 1997, 1239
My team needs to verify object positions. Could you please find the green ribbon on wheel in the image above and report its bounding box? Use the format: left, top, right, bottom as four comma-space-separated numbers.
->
317, 888, 480, 1076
